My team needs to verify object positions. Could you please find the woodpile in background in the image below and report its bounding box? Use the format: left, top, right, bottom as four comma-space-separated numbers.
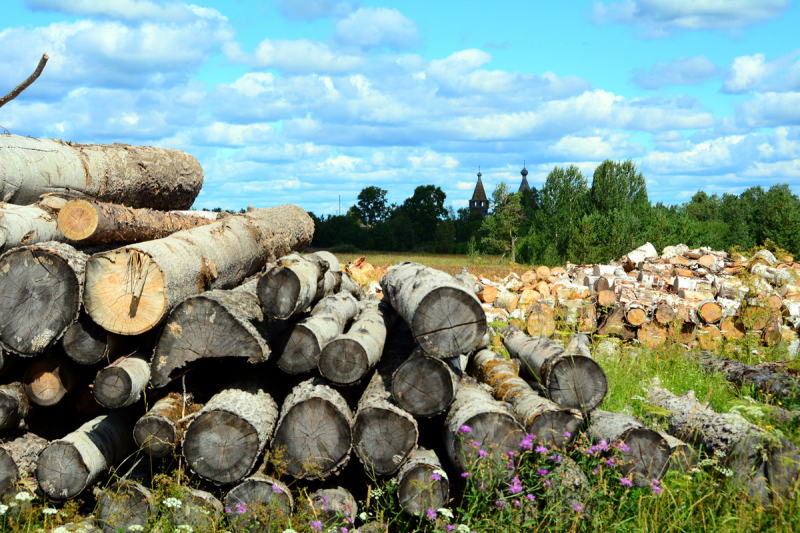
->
1, 134, 799, 529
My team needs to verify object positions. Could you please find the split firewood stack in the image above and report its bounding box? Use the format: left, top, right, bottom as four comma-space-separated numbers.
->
1, 133, 799, 529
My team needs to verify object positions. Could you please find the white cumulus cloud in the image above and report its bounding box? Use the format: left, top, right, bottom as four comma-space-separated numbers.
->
334, 8, 420, 49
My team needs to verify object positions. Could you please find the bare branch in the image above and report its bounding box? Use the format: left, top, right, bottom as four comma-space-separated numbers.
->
0, 53, 49, 110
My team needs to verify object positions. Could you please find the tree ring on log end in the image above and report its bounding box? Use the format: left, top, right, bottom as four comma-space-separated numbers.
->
57, 199, 99, 241
353, 407, 418, 475
96, 483, 151, 533
275, 325, 320, 374
23, 359, 70, 407
93, 367, 134, 409
272, 397, 351, 479
547, 356, 607, 411
392, 356, 456, 417
84, 249, 167, 335
527, 411, 583, 449
62, 314, 108, 365
454, 411, 522, 473
133, 415, 176, 458
183, 411, 260, 484
224, 477, 293, 529
619, 428, 671, 487
36, 442, 89, 500
0, 248, 80, 355
412, 287, 485, 358
318, 338, 368, 385
257, 268, 302, 319
398, 464, 449, 516
0, 448, 20, 493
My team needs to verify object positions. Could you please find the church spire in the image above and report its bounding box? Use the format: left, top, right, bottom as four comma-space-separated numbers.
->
518, 160, 530, 193
469, 167, 489, 216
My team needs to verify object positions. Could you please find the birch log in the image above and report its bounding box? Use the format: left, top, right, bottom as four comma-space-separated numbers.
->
380, 262, 486, 358
502, 326, 607, 412
257, 253, 326, 319
271, 378, 353, 479
36, 412, 135, 500
275, 292, 359, 374
57, 198, 214, 243
0, 242, 87, 355
183, 381, 278, 485
471, 349, 582, 449
223, 474, 293, 533
0, 382, 30, 431
0, 432, 48, 493
588, 409, 671, 487
93, 351, 151, 409
133, 393, 197, 459
0, 134, 203, 209
443, 378, 524, 474
318, 299, 395, 385
83, 205, 313, 335
395, 448, 449, 516
151, 279, 285, 388
0, 202, 67, 254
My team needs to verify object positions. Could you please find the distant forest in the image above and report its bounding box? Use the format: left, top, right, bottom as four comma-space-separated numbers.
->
306, 159, 800, 265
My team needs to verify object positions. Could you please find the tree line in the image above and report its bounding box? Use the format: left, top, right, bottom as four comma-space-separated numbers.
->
306, 159, 800, 264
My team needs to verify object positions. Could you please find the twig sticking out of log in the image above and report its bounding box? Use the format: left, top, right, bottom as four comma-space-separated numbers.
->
588, 409, 671, 487
0, 382, 30, 431
257, 253, 326, 319
502, 326, 607, 412
36, 412, 135, 500
223, 474, 293, 533
93, 351, 151, 409
353, 364, 418, 475
0, 133, 202, 209
95, 480, 155, 533
645, 378, 799, 504
57, 198, 215, 244
381, 262, 486, 358
395, 448, 449, 516
151, 278, 285, 388
275, 292, 359, 374
319, 300, 396, 385
133, 393, 196, 458
0, 242, 87, 355
0, 53, 48, 109
0, 202, 67, 254
0, 432, 48, 494
471, 349, 582, 449
392, 349, 462, 418
692, 351, 800, 401
83, 205, 313, 336
443, 377, 524, 474
183, 381, 278, 485
303, 487, 358, 525
22, 355, 76, 407
272, 378, 353, 479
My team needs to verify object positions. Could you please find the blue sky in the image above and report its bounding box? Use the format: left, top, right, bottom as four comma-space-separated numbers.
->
1, 0, 799, 214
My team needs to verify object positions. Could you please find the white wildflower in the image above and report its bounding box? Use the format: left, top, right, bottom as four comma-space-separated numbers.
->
0, 504, 8, 515
282, 530, 298, 533
14, 492, 33, 502
438, 508, 454, 519
162, 497, 183, 509
43, 508, 58, 515
457, 525, 471, 533
127, 525, 145, 532
53, 527, 70, 533
370, 488, 384, 498
176, 525, 193, 533
359, 512, 368, 521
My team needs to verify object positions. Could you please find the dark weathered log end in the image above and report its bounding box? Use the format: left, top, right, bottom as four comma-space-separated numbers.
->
413, 287, 486, 358
318, 338, 369, 385
275, 325, 320, 374
353, 406, 418, 475
547, 355, 608, 412
528, 410, 584, 449
183, 411, 261, 485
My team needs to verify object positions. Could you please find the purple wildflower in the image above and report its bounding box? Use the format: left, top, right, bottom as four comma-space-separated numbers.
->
599, 440, 609, 451
513, 500, 521, 508
550, 454, 562, 463
236, 503, 246, 514
586, 449, 595, 456
572, 504, 584, 512
447, 526, 455, 532
605, 458, 615, 467
593, 467, 601, 475
478, 449, 487, 457
272, 485, 282, 493
509, 477, 523, 494
526, 494, 535, 501
341, 528, 349, 533
431, 472, 442, 481
651, 485, 662, 495
224, 507, 232, 514
461, 472, 472, 478
460, 425, 472, 433
537, 468, 549, 477
620, 478, 633, 487
519, 438, 532, 450
477, 481, 487, 491
310, 521, 323, 532
535, 446, 548, 454
426, 508, 437, 521
472, 442, 481, 448
617, 442, 630, 452
563, 431, 572, 439
495, 500, 506, 510
507, 451, 515, 458
544, 480, 551, 487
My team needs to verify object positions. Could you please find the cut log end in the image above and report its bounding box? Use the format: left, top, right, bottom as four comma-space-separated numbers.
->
528, 411, 583, 449
133, 414, 176, 458
23, 358, 73, 407
57, 199, 98, 241
93, 367, 134, 409
397, 463, 448, 516
62, 313, 108, 365
84, 249, 167, 335
412, 287, 485, 358
95, 483, 152, 533
257, 268, 302, 319
547, 356, 607, 412
183, 411, 260, 485
318, 338, 369, 385
36, 442, 88, 500
455, 412, 523, 472
620, 428, 671, 487
392, 355, 457, 417
353, 407, 418, 475
276, 325, 320, 374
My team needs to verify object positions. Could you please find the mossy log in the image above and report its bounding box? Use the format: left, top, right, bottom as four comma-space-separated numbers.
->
693, 352, 800, 400
83, 205, 313, 335
380, 262, 486, 358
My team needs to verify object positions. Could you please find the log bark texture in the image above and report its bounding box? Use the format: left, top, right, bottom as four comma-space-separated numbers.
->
0, 432, 48, 494
693, 352, 800, 400
0, 382, 30, 431
0, 202, 67, 254
133, 392, 196, 458
84, 205, 313, 335
380, 262, 486, 358
36, 412, 135, 500
275, 292, 359, 374
588, 409, 671, 487
22, 355, 76, 407
443, 378, 524, 474
395, 448, 449, 517
0, 241, 87, 355
0, 134, 203, 209
471, 349, 582, 449
318, 299, 396, 385
93, 351, 151, 409
57, 198, 214, 243
151, 278, 285, 388
183, 381, 278, 485
271, 378, 353, 479
223, 474, 293, 533
353, 364, 418, 475
502, 326, 607, 412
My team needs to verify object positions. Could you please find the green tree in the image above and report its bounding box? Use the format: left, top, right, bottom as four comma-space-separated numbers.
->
401, 185, 447, 243
590, 160, 649, 216
481, 182, 525, 263
353, 186, 390, 226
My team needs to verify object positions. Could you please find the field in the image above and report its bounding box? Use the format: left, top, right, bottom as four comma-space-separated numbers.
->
331, 251, 531, 278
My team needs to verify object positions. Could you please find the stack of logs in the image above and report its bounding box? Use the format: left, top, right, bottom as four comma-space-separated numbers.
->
0, 136, 798, 532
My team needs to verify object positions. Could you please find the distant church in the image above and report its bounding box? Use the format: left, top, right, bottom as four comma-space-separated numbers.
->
469, 163, 530, 216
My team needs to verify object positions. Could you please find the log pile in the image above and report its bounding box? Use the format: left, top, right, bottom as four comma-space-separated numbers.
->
1, 131, 799, 528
